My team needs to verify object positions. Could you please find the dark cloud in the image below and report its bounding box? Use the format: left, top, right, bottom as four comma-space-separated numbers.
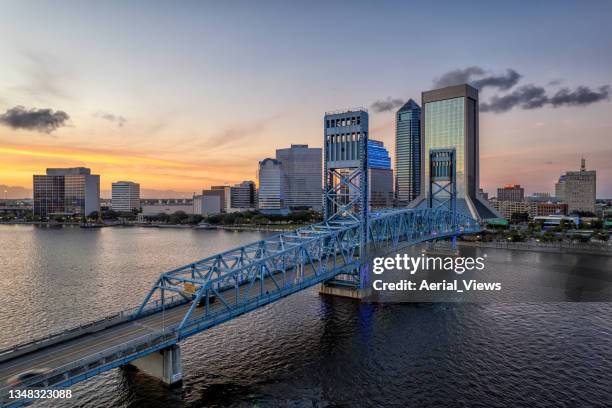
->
480, 85, 547, 113
481, 85, 610, 113
549, 85, 610, 107
433, 66, 485, 88
0, 106, 70, 133
370, 97, 405, 113
472, 69, 521, 91
433, 66, 521, 90
95, 111, 127, 127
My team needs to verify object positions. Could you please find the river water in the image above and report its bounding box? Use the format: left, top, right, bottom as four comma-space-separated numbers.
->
0, 225, 611, 407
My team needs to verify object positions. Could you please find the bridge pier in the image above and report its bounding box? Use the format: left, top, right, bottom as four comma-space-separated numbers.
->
319, 283, 370, 300
128, 345, 183, 386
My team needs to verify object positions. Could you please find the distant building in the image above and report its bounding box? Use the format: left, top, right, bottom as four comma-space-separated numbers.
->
258, 158, 284, 213
205, 181, 257, 213
229, 181, 256, 211
202, 188, 227, 212
111, 181, 140, 212
193, 194, 221, 215
395, 99, 421, 206
527, 192, 561, 203
275, 144, 322, 211
33, 167, 100, 218
555, 158, 596, 214
497, 184, 524, 202
368, 139, 394, 209
536, 202, 568, 216
478, 188, 489, 201
493, 200, 537, 220
141, 201, 193, 216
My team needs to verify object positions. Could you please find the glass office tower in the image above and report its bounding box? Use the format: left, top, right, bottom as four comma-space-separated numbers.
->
412, 84, 498, 220
395, 99, 421, 206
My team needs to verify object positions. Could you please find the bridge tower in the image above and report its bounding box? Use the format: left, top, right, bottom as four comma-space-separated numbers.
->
428, 148, 458, 249
320, 108, 369, 298
428, 148, 457, 215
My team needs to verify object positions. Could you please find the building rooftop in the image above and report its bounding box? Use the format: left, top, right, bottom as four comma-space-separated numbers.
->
397, 99, 420, 112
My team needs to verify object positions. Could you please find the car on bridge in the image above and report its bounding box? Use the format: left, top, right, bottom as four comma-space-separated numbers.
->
6, 368, 50, 386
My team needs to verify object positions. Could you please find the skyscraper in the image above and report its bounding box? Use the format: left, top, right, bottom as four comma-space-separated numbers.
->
555, 158, 596, 214
411, 84, 498, 220
395, 99, 421, 206
257, 158, 284, 213
275, 144, 322, 211
368, 139, 394, 209
33, 167, 100, 218
111, 181, 140, 212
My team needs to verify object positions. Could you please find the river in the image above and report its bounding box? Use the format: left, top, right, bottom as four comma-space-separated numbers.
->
0, 225, 611, 407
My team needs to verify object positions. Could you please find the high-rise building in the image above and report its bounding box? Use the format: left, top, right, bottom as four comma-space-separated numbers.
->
111, 181, 140, 212
205, 181, 257, 213
555, 158, 596, 214
411, 84, 498, 220
497, 184, 524, 202
258, 158, 284, 213
275, 144, 322, 211
368, 139, 394, 209
33, 167, 100, 218
395, 99, 421, 206
230, 181, 256, 211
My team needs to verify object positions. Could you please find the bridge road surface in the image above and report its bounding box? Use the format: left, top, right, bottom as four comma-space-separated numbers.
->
0, 257, 332, 388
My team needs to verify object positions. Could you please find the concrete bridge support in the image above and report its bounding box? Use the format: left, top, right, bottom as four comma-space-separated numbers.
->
128, 345, 183, 386
319, 284, 370, 300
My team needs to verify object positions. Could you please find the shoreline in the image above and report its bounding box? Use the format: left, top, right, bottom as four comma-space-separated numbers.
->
0, 221, 305, 233
459, 240, 612, 256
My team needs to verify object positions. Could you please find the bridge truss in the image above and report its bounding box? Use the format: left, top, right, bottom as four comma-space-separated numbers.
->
133, 207, 480, 338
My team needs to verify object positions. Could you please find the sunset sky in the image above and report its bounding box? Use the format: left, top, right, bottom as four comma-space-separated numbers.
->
0, 1, 611, 198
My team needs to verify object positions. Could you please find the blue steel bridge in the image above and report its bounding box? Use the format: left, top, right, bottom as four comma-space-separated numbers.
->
0, 109, 481, 407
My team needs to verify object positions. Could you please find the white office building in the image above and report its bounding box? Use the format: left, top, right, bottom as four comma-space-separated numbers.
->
193, 194, 222, 215
111, 181, 141, 212
275, 144, 322, 211
258, 158, 284, 213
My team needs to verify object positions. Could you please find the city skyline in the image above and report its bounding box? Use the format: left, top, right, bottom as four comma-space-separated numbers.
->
1, 1, 611, 198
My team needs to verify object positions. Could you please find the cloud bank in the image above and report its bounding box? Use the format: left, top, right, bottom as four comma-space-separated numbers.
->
433, 66, 521, 90
371, 97, 405, 113
480, 85, 610, 112
0, 106, 70, 133
370, 66, 610, 114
